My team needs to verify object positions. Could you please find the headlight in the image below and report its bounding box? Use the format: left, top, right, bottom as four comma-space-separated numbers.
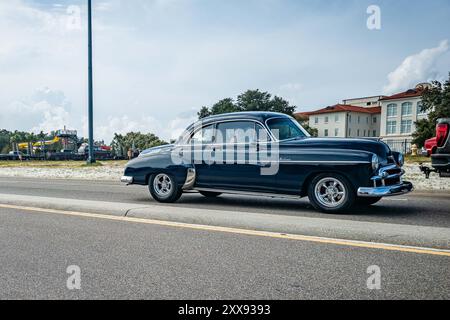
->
371, 154, 380, 171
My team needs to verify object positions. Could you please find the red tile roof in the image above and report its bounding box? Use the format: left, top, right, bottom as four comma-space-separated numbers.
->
380, 88, 424, 101
296, 104, 381, 117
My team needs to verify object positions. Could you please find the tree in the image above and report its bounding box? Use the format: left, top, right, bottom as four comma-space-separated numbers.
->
198, 106, 211, 119
110, 132, 167, 156
413, 73, 450, 146
210, 98, 240, 115
198, 89, 296, 119
236, 90, 272, 111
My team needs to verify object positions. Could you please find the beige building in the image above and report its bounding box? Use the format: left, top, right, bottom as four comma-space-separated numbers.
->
342, 95, 385, 108
299, 104, 381, 138
379, 83, 430, 141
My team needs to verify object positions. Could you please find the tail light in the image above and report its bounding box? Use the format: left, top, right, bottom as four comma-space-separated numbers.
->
436, 123, 449, 147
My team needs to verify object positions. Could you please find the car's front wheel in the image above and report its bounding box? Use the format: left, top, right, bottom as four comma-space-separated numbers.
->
308, 173, 355, 213
149, 173, 182, 203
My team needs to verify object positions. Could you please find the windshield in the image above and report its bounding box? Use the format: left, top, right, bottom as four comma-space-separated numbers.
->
266, 118, 308, 141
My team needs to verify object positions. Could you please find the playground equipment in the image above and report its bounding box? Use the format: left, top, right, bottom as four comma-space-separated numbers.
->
17, 128, 79, 154
18, 136, 60, 150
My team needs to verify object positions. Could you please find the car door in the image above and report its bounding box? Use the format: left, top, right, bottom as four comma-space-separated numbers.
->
186, 124, 216, 188
208, 121, 279, 192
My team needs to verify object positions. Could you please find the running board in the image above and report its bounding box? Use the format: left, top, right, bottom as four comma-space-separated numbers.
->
193, 188, 302, 200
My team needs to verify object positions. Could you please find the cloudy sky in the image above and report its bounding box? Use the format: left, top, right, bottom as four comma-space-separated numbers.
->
1, 0, 450, 142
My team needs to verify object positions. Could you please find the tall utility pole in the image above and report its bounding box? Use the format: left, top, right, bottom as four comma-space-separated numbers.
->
87, 0, 95, 164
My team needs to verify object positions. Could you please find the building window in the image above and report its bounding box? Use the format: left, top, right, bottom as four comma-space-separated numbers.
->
335, 114, 340, 122
334, 128, 339, 136
324, 116, 329, 124
366, 117, 369, 124
358, 116, 361, 124
314, 117, 319, 124
387, 104, 397, 117
357, 129, 360, 136
373, 130, 377, 137
373, 117, 377, 124
401, 120, 412, 134
324, 129, 329, 137
387, 121, 397, 134
401, 102, 413, 117
363, 130, 366, 137
417, 102, 426, 115
348, 115, 352, 123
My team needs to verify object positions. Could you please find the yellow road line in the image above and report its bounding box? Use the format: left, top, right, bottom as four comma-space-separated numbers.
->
1, 203, 450, 257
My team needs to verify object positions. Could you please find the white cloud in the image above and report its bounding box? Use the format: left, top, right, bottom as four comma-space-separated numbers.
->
2, 87, 73, 134
383, 40, 449, 95
90, 112, 197, 143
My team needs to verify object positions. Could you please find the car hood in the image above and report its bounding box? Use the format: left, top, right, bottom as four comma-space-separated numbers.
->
282, 138, 391, 158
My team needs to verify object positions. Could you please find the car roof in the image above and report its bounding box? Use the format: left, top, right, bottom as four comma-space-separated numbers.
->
194, 111, 291, 127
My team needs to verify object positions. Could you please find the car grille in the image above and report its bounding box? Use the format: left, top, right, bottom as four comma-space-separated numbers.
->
371, 165, 404, 188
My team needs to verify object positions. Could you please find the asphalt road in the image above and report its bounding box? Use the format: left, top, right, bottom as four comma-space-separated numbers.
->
0, 177, 449, 299
0, 206, 449, 300
1, 177, 449, 228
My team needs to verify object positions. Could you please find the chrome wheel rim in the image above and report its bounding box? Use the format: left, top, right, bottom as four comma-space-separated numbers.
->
153, 174, 173, 197
314, 177, 346, 208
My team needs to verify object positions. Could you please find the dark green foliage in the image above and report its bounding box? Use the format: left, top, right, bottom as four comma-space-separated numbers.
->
110, 132, 168, 156
413, 73, 450, 146
198, 89, 296, 119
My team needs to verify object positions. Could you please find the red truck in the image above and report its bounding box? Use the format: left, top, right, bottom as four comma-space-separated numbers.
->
420, 119, 450, 178
423, 137, 437, 156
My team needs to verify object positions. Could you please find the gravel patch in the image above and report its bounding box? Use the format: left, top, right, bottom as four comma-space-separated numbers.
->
0, 163, 449, 191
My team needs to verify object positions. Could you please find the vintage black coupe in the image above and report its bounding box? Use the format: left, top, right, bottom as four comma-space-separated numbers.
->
121, 112, 413, 213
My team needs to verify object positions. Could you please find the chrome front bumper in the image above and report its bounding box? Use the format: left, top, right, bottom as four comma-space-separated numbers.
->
358, 163, 413, 197
121, 176, 134, 185
357, 181, 413, 197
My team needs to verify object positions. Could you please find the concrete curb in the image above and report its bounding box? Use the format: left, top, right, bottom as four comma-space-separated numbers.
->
0, 193, 449, 249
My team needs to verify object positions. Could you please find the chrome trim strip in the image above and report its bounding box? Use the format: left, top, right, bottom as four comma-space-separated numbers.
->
278, 160, 370, 164
194, 187, 302, 200
357, 181, 413, 197
182, 168, 196, 190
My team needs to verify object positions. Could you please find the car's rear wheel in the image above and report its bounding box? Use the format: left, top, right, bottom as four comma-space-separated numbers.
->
149, 173, 182, 203
199, 191, 222, 198
308, 173, 355, 213
356, 197, 382, 206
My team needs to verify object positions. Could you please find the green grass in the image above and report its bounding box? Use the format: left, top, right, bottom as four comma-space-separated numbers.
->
405, 154, 431, 164
80, 162, 104, 168
0, 160, 127, 168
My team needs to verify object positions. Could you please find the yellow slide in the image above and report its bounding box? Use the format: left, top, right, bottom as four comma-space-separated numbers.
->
18, 136, 60, 150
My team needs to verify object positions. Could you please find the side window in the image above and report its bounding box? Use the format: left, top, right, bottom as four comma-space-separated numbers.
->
256, 124, 271, 142
216, 121, 256, 144
190, 124, 215, 144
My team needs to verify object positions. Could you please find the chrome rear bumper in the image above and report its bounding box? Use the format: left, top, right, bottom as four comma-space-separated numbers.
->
121, 176, 134, 185
357, 181, 413, 197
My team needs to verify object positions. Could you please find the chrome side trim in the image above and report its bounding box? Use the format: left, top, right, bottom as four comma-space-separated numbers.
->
278, 160, 370, 165
194, 187, 302, 200
182, 168, 196, 190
